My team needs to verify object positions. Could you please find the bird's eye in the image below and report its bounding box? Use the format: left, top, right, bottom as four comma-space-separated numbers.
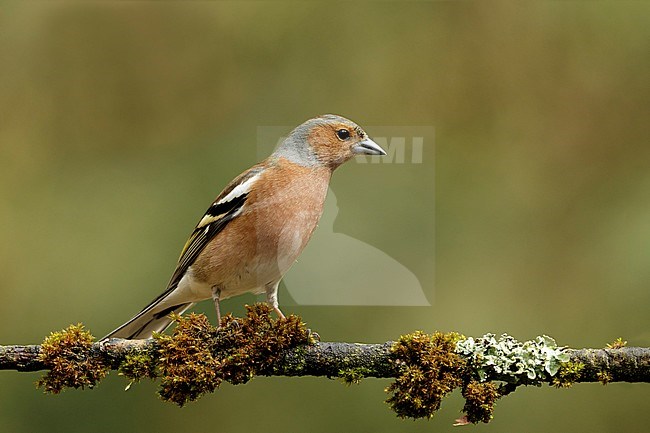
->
336, 129, 351, 140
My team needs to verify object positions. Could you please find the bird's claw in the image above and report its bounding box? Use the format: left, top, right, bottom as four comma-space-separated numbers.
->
307, 328, 321, 342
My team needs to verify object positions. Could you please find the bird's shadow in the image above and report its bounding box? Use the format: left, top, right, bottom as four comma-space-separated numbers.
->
279, 189, 430, 306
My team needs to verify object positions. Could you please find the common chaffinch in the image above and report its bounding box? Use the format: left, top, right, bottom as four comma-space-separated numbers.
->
104, 114, 386, 339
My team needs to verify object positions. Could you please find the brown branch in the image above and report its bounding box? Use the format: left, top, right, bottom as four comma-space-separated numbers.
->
568, 347, 650, 383
2, 340, 650, 383
6, 314, 646, 424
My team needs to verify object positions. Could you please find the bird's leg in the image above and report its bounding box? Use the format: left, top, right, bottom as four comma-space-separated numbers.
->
273, 306, 286, 320
211, 286, 222, 326
265, 281, 285, 319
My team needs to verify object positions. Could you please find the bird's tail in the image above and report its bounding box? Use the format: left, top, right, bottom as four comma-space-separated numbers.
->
102, 298, 194, 340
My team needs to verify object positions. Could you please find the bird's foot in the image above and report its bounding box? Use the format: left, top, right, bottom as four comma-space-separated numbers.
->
273, 305, 286, 320
306, 329, 321, 342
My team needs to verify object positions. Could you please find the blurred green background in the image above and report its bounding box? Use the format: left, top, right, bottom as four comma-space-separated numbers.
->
1, 1, 649, 432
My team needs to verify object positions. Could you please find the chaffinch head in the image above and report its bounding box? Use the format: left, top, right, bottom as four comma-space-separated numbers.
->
104, 114, 386, 339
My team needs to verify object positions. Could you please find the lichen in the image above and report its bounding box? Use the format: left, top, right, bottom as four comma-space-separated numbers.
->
155, 303, 312, 407
36, 323, 108, 394
456, 333, 570, 384
386, 332, 579, 424
551, 361, 585, 388
385, 331, 466, 419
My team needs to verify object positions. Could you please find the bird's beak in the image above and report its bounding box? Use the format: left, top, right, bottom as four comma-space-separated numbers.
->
352, 138, 387, 156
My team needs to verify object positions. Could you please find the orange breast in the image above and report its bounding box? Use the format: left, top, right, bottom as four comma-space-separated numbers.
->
190, 159, 332, 296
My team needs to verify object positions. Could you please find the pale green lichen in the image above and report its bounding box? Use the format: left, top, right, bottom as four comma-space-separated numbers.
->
456, 333, 570, 384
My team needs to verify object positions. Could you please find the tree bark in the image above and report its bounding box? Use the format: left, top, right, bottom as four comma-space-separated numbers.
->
2, 339, 650, 383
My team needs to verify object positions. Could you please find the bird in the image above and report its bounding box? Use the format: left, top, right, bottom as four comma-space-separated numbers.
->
103, 114, 386, 340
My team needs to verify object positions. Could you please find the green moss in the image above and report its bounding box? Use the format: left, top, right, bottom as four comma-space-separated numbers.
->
155, 313, 222, 406
385, 331, 512, 424
462, 381, 500, 424
118, 351, 158, 390
276, 345, 308, 375
338, 367, 372, 385
385, 331, 466, 419
155, 303, 313, 407
119, 352, 157, 380
597, 370, 612, 385
606, 337, 627, 349
36, 323, 108, 394
551, 361, 585, 388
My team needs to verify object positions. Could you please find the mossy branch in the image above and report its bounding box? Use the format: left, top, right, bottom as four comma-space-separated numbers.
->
3, 339, 649, 383
4, 340, 646, 379
0, 306, 648, 424
0, 339, 398, 376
